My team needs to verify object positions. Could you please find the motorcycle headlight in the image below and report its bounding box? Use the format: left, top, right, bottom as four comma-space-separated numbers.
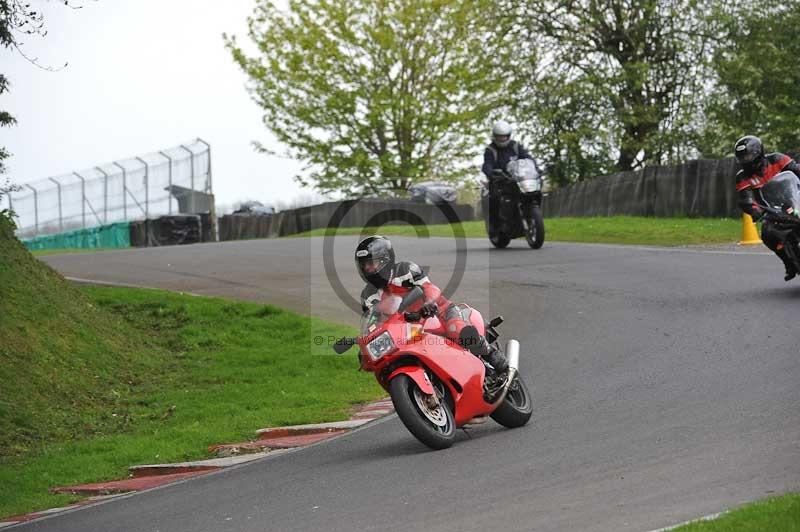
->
518, 179, 541, 193
366, 331, 395, 360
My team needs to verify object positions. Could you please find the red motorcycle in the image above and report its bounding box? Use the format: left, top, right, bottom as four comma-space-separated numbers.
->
334, 287, 532, 449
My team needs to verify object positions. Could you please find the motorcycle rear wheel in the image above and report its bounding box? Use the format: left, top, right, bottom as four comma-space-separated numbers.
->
490, 375, 533, 428
390, 374, 455, 450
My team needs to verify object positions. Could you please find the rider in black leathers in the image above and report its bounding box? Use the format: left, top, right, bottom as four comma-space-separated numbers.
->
734, 135, 800, 281
481, 120, 539, 179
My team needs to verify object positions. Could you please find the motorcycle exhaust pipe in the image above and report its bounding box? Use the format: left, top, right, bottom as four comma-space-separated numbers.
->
506, 339, 520, 373
490, 339, 520, 409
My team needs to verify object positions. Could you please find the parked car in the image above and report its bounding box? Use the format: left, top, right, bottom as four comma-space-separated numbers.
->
408, 181, 458, 205
233, 201, 275, 215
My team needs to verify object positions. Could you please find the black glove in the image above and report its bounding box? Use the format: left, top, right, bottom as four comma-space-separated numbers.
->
491, 169, 506, 179
419, 302, 439, 319
751, 207, 764, 222
403, 311, 422, 322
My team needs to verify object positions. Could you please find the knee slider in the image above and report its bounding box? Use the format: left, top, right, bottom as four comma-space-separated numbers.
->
458, 325, 480, 349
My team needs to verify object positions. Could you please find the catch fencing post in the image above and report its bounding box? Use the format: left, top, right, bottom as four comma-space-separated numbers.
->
74, 171, 103, 227
159, 151, 173, 215
95, 167, 110, 224
72, 172, 103, 229
194, 138, 217, 241
135, 157, 149, 220
179, 144, 195, 192
196, 138, 212, 194
112, 162, 127, 220
48, 177, 63, 231
73, 172, 86, 228
26, 184, 38, 236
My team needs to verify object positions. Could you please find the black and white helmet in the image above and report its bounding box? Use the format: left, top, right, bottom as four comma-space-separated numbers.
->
492, 120, 513, 148
355, 235, 395, 289
734, 135, 765, 170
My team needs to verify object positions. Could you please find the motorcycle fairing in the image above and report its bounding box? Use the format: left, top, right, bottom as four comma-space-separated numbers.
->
362, 313, 498, 427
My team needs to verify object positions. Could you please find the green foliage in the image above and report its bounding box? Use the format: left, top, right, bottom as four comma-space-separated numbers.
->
671, 493, 800, 531
0, 275, 381, 517
503, 0, 717, 179
1, 173, 22, 227
0, 38, 15, 203
1, 1, 81, 222
700, 2, 800, 157
293, 216, 741, 247
516, 74, 617, 188
225, 0, 800, 189
0, 226, 167, 456
0, 177, 19, 227
225, 0, 515, 197
1, 0, 66, 220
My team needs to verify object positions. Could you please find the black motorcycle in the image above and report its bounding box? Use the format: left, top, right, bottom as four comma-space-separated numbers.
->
755, 171, 800, 275
481, 159, 545, 249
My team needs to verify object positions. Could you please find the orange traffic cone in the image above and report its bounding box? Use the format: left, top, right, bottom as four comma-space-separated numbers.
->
739, 213, 762, 245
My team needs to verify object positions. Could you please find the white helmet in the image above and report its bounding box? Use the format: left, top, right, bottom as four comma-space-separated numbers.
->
492, 120, 513, 148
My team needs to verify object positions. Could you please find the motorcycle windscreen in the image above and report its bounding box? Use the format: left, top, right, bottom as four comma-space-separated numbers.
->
758, 171, 800, 214
360, 294, 402, 335
506, 159, 541, 192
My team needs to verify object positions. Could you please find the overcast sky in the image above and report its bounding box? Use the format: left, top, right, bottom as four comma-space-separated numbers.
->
0, 0, 318, 210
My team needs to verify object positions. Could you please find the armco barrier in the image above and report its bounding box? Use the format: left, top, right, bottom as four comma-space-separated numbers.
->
129, 215, 203, 247
219, 200, 475, 240
542, 158, 740, 218
22, 222, 131, 251
21, 215, 212, 250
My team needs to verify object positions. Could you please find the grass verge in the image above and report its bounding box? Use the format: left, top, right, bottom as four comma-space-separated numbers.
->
293, 216, 742, 247
0, 285, 380, 518
30, 247, 122, 257
671, 493, 800, 531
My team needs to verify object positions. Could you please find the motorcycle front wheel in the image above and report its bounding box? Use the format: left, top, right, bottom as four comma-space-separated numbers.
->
490, 233, 511, 249
485, 217, 511, 248
390, 374, 455, 450
490, 374, 533, 428
525, 206, 545, 249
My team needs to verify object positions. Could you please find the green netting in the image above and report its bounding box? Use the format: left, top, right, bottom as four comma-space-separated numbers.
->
22, 222, 131, 251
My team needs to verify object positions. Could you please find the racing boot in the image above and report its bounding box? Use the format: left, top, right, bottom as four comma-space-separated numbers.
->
459, 326, 508, 373
777, 248, 797, 281
784, 263, 797, 282
484, 344, 509, 374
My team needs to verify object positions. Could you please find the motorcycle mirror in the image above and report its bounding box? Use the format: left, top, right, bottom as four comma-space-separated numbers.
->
332, 337, 355, 354
489, 316, 504, 328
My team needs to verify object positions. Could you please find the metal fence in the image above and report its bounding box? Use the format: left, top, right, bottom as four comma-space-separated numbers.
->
3, 138, 212, 239
541, 158, 740, 219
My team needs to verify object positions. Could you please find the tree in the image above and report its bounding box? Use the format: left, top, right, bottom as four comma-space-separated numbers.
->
0, 1, 24, 173
515, 67, 618, 188
699, 1, 800, 158
1, 1, 83, 223
505, 0, 715, 176
225, 0, 516, 197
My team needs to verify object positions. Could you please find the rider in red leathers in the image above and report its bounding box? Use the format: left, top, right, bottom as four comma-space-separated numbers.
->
356, 235, 508, 373
734, 135, 800, 280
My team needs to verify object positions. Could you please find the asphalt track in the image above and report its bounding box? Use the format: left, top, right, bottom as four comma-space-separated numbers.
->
26, 236, 800, 532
